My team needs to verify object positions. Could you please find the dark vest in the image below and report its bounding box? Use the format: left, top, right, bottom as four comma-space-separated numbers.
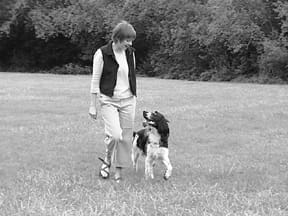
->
99, 41, 136, 97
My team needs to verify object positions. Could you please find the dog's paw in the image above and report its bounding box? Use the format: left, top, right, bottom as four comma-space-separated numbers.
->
163, 170, 171, 180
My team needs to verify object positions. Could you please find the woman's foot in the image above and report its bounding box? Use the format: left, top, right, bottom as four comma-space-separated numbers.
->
115, 167, 122, 183
98, 157, 111, 179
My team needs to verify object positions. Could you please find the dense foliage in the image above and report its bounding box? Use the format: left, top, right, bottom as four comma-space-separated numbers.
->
0, 0, 288, 83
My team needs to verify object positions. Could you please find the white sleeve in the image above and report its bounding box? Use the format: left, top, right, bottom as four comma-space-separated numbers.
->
90, 49, 103, 94
133, 52, 136, 69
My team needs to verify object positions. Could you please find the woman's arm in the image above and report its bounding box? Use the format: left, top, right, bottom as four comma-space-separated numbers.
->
90, 49, 104, 95
133, 52, 136, 70
89, 49, 103, 119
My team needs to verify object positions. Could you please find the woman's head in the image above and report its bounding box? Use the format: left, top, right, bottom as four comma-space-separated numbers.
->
111, 21, 136, 43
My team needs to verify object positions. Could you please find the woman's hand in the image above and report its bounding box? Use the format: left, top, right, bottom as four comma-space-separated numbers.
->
89, 105, 98, 120
89, 93, 98, 120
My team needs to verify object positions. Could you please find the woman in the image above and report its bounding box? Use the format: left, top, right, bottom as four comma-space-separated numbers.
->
89, 21, 137, 183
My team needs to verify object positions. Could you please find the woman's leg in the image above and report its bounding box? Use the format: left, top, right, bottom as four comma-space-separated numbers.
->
100, 99, 122, 169
99, 96, 136, 181
117, 96, 137, 167
113, 96, 136, 181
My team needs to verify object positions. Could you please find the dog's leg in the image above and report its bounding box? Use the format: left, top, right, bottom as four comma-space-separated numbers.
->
163, 157, 172, 180
161, 148, 172, 180
133, 151, 140, 172
145, 156, 154, 179
131, 146, 139, 171
131, 135, 139, 171
145, 156, 150, 180
150, 159, 155, 179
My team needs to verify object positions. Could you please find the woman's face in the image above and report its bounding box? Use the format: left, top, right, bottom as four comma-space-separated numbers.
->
115, 38, 133, 51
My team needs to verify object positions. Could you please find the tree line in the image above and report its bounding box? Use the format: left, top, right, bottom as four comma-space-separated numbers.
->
1, 0, 288, 83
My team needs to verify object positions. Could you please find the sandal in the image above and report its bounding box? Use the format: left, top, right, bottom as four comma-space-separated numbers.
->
98, 157, 111, 179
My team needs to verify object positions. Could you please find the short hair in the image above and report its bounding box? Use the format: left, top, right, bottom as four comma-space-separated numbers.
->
111, 21, 136, 43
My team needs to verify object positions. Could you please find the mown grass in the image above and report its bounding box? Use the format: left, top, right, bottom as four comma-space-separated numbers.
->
0, 72, 288, 216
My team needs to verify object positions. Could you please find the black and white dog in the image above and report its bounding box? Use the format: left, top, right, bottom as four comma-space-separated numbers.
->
131, 111, 172, 180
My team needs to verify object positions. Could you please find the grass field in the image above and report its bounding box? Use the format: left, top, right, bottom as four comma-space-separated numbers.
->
0, 72, 288, 216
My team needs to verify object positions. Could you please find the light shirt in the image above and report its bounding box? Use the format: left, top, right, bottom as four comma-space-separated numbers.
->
90, 48, 135, 99
113, 49, 132, 98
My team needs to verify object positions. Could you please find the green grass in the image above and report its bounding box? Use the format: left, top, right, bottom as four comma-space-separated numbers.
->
0, 72, 288, 216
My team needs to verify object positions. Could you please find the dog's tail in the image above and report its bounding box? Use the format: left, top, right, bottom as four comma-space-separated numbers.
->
133, 131, 136, 137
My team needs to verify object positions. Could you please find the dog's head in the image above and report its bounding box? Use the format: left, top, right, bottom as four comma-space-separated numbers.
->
143, 111, 169, 137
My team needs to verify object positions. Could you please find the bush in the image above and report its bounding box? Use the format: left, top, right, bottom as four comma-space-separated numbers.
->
259, 39, 288, 81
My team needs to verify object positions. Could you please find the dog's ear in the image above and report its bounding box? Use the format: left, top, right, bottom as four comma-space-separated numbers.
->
133, 131, 136, 137
155, 111, 169, 122
159, 112, 169, 123
157, 120, 169, 136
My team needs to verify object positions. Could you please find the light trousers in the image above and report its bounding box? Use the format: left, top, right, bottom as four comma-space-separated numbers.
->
99, 95, 136, 168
